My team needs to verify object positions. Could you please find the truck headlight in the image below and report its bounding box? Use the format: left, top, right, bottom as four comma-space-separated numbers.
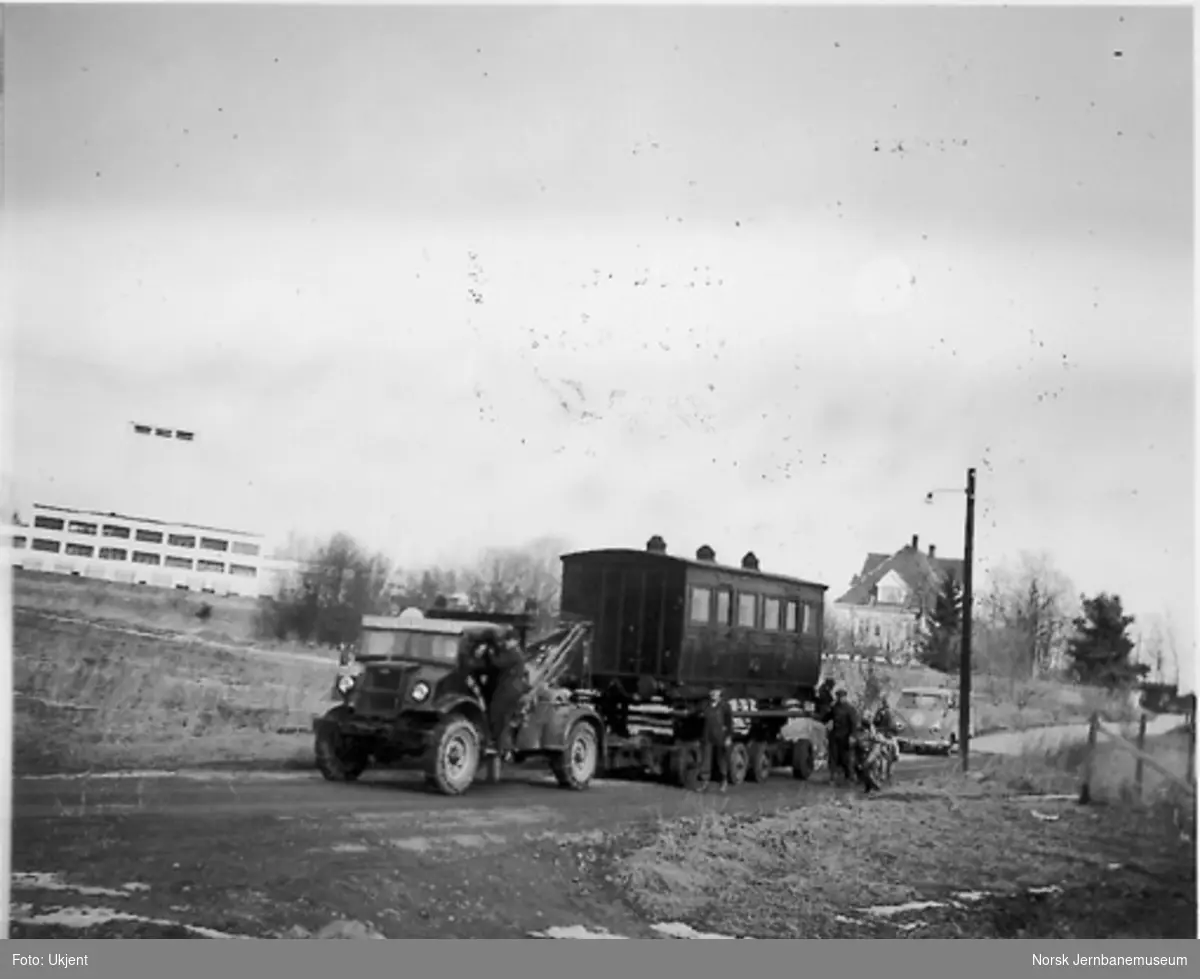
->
410, 681, 430, 703
337, 674, 356, 695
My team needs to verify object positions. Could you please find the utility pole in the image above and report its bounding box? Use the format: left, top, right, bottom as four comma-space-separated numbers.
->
960, 467, 976, 773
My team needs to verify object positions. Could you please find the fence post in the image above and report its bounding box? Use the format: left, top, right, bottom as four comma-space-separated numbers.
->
1135, 713, 1147, 800
1079, 712, 1099, 805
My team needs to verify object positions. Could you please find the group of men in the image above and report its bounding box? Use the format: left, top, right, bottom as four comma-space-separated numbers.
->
814, 677, 900, 786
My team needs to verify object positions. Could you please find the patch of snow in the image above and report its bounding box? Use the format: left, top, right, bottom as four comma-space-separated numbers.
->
651, 922, 738, 939
1013, 794, 1077, 803
953, 891, 990, 903
1030, 810, 1060, 822
834, 914, 861, 925
530, 925, 629, 939
121, 882, 151, 893
861, 900, 946, 918
1027, 885, 1063, 897
1106, 863, 1122, 871
12, 872, 129, 899
11, 906, 248, 939
330, 843, 370, 853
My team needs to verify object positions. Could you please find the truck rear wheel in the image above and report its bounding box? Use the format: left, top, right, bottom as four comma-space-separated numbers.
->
552, 719, 600, 790
747, 741, 771, 783
315, 707, 369, 782
427, 715, 482, 796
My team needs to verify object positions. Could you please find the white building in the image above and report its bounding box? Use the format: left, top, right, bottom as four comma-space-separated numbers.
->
9, 502, 301, 599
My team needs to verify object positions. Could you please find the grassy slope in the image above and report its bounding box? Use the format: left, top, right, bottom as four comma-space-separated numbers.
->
615, 734, 1197, 938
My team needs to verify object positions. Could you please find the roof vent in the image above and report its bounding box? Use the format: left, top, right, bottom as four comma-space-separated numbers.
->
646, 535, 668, 554
911, 534, 919, 550
741, 551, 760, 571
696, 544, 716, 562
928, 544, 937, 559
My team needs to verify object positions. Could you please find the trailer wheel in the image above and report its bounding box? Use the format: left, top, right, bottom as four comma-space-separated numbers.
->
552, 720, 600, 790
315, 706, 369, 782
747, 741, 772, 783
727, 743, 749, 785
791, 739, 814, 780
427, 714, 482, 796
675, 743, 704, 791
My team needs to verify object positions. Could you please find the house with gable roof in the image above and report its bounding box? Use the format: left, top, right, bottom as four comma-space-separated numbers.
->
831, 534, 964, 661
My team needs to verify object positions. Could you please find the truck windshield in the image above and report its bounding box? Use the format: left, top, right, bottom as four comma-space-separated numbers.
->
361, 629, 460, 663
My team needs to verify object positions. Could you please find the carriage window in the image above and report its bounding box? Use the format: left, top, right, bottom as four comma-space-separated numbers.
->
737, 593, 758, 628
785, 600, 799, 632
763, 597, 781, 631
805, 602, 820, 636
715, 588, 732, 626
689, 586, 713, 624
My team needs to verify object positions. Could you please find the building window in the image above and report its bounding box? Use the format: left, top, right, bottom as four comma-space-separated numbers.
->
200, 537, 229, 552
133, 423, 152, 435
785, 600, 799, 632
34, 515, 65, 531
689, 586, 712, 624
102, 524, 131, 539
231, 541, 261, 557
230, 563, 257, 577
154, 428, 172, 438
132, 552, 162, 566
99, 547, 128, 561
65, 543, 94, 558
715, 588, 732, 626
32, 539, 61, 553
737, 593, 758, 628
68, 521, 98, 535
168, 534, 196, 548
197, 559, 225, 574
763, 597, 781, 631
12, 536, 27, 549
136, 529, 164, 544
165, 556, 192, 570
175, 430, 195, 441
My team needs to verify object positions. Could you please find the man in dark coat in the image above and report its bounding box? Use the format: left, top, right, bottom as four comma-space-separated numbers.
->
700, 686, 735, 791
485, 635, 531, 759
828, 689, 858, 784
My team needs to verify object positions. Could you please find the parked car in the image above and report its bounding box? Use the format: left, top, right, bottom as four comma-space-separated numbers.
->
892, 686, 976, 755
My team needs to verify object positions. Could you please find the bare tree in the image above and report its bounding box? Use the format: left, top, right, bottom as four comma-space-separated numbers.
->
980, 551, 1077, 681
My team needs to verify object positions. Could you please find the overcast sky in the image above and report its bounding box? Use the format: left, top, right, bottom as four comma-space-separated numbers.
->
4, 5, 1194, 681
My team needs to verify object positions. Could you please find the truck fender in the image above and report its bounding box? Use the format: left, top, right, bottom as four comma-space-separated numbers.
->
429, 694, 487, 730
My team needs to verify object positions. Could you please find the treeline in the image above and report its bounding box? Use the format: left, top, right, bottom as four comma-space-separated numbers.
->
826, 551, 1164, 693
256, 532, 567, 647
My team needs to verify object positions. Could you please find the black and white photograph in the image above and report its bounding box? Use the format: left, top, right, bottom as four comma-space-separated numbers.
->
3, 2, 1196, 942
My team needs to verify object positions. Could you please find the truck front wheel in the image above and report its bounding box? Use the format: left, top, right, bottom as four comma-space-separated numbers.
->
315, 707, 369, 782
427, 715, 483, 796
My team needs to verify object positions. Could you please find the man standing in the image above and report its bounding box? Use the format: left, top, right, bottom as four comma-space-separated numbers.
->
828, 689, 858, 785
872, 695, 900, 782
814, 678, 836, 723
700, 686, 734, 791
486, 634, 531, 760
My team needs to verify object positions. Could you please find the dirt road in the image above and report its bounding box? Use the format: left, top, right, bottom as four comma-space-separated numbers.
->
971, 713, 1190, 757
11, 757, 944, 940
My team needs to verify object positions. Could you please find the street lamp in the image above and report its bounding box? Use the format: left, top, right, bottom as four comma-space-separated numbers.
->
924, 467, 977, 773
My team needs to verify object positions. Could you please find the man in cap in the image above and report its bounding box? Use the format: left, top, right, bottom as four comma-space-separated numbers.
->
700, 686, 735, 791
828, 689, 859, 785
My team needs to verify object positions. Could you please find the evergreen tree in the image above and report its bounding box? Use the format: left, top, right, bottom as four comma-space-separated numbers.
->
916, 572, 963, 673
1065, 592, 1149, 689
